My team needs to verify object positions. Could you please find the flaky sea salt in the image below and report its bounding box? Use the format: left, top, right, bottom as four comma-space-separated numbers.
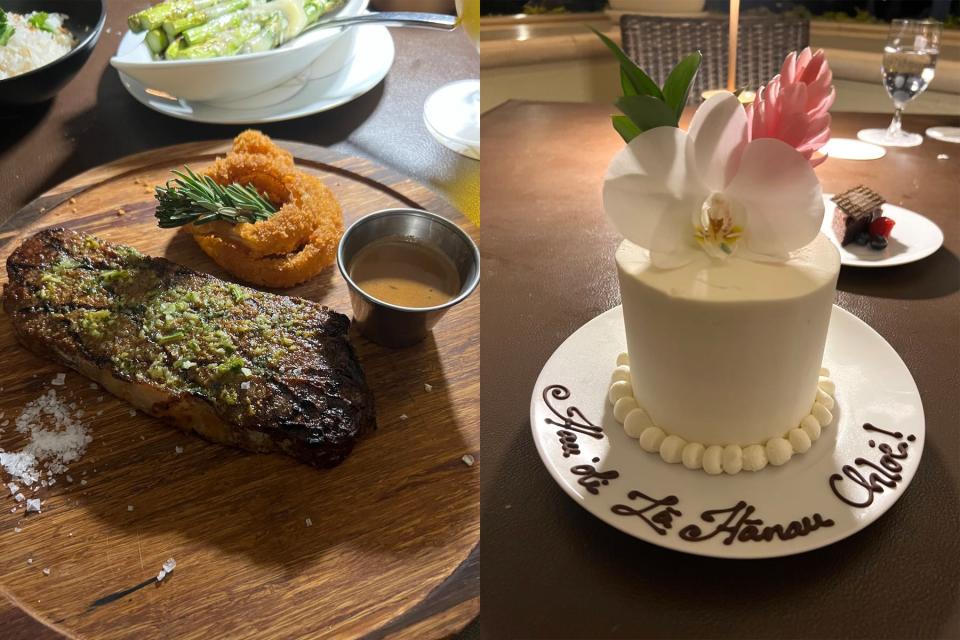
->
461, 454, 475, 467
7, 482, 18, 495
25, 498, 41, 513
174, 446, 183, 455
129, 409, 136, 417
305, 518, 312, 527
0, 389, 92, 487
240, 381, 250, 390
157, 557, 177, 580
424, 383, 433, 392
127, 505, 134, 512
42, 568, 50, 576
51, 373, 66, 386
937, 153, 949, 160
399, 414, 408, 421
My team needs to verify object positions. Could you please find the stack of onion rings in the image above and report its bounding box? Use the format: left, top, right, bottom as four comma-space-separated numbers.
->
188, 131, 344, 288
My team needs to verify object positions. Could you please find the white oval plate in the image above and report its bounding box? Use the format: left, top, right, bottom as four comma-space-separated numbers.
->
117, 25, 393, 124
530, 305, 924, 559
820, 194, 944, 268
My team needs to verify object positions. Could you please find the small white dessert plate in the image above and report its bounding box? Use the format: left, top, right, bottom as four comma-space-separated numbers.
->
925, 126, 960, 144
820, 137, 886, 161
820, 194, 944, 268
117, 25, 394, 124
530, 305, 924, 559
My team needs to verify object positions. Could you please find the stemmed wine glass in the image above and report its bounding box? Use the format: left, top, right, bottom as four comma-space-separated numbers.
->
858, 19, 942, 148
423, 0, 480, 160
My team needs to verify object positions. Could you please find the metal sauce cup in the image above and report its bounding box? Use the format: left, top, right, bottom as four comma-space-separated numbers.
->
337, 208, 480, 348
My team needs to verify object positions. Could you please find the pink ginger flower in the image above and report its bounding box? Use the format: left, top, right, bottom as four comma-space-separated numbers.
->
746, 47, 836, 167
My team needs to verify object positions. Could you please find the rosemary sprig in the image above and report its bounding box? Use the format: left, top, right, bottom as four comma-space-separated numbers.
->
154, 165, 278, 229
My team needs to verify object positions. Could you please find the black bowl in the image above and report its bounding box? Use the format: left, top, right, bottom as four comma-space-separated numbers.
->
0, 0, 105, 107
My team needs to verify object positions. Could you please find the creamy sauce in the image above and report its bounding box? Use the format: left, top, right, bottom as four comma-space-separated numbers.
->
349, 237, 461, 308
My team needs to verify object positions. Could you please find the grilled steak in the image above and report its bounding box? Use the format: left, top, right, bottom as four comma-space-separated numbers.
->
3, 228, 375, 468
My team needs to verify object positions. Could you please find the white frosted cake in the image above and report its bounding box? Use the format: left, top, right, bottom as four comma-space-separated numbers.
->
600, 48, 840, 475
609, 234, 840, 474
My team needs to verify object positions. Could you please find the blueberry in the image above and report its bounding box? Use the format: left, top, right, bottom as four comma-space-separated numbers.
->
855, 232, 870, 246
870, 236, 888, 250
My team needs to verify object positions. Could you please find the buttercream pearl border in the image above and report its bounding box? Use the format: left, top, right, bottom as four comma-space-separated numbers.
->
609, 352, 837, 475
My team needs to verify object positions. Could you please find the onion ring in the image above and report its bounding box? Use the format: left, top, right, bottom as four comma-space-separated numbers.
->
190, 131, 341, 260
193, 216, 344, 289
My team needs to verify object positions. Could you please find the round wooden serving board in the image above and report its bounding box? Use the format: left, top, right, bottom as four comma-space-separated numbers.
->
0, 141, 479, 640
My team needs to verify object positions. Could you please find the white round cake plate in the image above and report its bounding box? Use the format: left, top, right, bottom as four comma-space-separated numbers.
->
820, 194, 944, 268
117, 25, 394, 124
530, 305, 925, 559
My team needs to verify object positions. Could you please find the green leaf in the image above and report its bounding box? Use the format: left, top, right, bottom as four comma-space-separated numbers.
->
619, 67, 637, 97
662, 51, 702, 120
615, 94, 679, 133
28, 11, 54, 33
589, 26, 663, 101
611, 115, 642, 143
0, 9, 14, 46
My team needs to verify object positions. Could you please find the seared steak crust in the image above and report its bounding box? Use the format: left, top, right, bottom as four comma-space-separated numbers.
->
3, 228, 375, 468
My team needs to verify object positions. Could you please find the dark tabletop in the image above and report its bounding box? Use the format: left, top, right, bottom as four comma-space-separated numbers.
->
480, 102, 959, 640
0, 1, 479, 637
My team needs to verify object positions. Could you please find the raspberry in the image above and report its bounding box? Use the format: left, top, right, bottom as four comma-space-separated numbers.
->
869, 216, 895, 238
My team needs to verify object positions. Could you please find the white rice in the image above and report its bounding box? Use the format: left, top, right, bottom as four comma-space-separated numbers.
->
0, 12, 75, 80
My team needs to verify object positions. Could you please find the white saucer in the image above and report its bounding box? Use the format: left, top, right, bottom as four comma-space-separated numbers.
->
925, 126, 960, 144
118, 25, 394, 124
530, 305, 924, 559
820, 194, 944, 268
820, 137, 886, 161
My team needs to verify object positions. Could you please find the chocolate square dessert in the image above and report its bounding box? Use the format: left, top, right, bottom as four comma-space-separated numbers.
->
831, 185, 885, 246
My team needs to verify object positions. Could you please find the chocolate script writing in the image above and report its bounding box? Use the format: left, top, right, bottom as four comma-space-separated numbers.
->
543, 384, 604, 458
829, 423, 916, 508
611, 491, 682, 535
570, 457, 620, 495
678, 502, 835, 545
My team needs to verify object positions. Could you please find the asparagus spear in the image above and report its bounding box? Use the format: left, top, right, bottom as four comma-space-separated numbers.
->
163, 0, 252, 39
161, 0, 346, 59
128, 0, 218, 33
241, 13, 282, 53
304, 0, 344, 23
146, 27, 169, 54
181, 9, 247, 46
165, 21, 262, 59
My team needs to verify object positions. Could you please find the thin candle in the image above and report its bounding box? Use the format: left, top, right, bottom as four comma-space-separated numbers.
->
727, 0, 740, 92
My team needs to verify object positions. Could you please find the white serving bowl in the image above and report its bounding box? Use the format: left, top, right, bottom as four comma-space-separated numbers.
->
110, 0, 367, 103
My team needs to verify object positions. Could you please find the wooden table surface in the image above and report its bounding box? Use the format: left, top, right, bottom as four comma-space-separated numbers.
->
0, 2, 479, 637
480, 103, 959, 639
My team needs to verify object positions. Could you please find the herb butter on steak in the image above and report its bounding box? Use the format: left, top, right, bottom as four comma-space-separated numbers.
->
3, 228, 375, 468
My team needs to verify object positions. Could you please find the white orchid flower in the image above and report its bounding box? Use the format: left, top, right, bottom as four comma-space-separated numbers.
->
603, 92, 825, 268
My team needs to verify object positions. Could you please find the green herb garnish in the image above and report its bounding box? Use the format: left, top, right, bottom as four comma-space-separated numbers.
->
28, 11, 54, 33
590, 27, 702, 142
154, 165, 278, 228
0, 10, 15, 46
